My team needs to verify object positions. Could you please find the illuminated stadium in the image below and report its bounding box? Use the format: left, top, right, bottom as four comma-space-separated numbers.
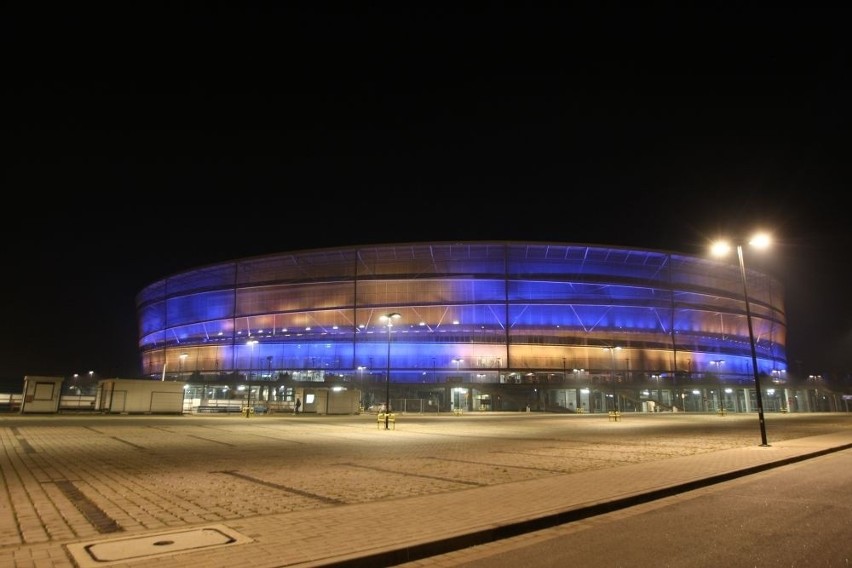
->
136, 241, 796, 414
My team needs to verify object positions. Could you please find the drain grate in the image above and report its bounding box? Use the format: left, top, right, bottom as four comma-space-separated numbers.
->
66, 524, 252, 567
54, 480, 122, 534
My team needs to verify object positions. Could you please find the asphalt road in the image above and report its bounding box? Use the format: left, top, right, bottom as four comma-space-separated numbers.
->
398, 445, 852, 567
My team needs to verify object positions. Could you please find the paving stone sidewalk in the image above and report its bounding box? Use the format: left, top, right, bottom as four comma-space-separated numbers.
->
1, 412, 850, 568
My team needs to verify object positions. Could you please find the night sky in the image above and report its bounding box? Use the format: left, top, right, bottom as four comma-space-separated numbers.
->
5, 4, 851, 389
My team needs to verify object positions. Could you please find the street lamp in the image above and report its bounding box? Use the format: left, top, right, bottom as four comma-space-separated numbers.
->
602, 346, 621, 411
179, 352, 188, 381
651, 373, 661, 408
711, 233, 771, 446
380, 312, 401, 429
246, 339, 258, 418
357, 366, 367, 409
451, 358, 464, 411
808, 375, 822, 412
573, 368, 585, 410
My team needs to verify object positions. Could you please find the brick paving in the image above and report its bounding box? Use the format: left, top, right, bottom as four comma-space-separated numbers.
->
1, 412, 850, 567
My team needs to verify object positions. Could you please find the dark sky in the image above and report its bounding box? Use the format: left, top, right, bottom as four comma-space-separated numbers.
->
4, 4, 851, 387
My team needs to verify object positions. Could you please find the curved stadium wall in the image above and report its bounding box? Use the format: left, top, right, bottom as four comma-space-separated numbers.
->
136, 241, 788, 412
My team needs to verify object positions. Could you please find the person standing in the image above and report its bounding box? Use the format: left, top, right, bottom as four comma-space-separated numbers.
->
295, 397, 302, 414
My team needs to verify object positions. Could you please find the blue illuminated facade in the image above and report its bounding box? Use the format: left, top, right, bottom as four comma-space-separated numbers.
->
136, 241, 791, 413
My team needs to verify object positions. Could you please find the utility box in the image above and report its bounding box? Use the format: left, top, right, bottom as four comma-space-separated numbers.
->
95, 379, 185, 414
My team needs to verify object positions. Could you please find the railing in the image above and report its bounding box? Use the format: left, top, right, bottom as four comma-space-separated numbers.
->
0, 393, 23, 412
59, 395, 96, 411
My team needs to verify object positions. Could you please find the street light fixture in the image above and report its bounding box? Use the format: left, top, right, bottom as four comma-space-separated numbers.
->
602, 346, 621, 411
573, 368, 585, 410
451, 358, 464, 411
179, 352, 188, 381
808, 374, 823, 412
711, 233, 771, 446
246, 339, 258, 418
651, 373, 661, 408
357, 366, 367, 410
380, 312, 401, 429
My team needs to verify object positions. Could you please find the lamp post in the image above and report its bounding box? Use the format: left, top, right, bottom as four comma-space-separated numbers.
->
179, 352, 188, 381
651, 373, 661, 408
573, 368, 584, 410
380, 313, 401, 429
808, 374, 822, 411
602, 346, 621, 411
357, 366, 367, 410
710, 359, 725, 407
452, 358, 464, 412
246, 339, 258, 418
711, 234, 770, 446
357, 365, 366, 396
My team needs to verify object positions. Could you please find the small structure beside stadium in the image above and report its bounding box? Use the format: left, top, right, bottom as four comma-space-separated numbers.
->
20, 375, 64, 413
95, 378, 185, 414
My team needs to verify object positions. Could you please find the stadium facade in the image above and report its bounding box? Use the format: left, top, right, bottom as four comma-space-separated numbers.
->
136, 241, 799, 414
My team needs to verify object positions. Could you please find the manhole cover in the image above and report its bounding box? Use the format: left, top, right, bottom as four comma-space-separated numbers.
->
66, 524, 252, 567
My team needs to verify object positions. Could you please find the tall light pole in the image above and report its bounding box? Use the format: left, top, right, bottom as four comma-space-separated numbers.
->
246, 339, 258, 418
380, 313, 401, 429
452, 358, 463, 410
602, 346, 621, 411
711, 233, 771, 446
650, 373, 661, 410
573, 368, 585, 410
710, 359, 725, 408
357, 366, 366, 408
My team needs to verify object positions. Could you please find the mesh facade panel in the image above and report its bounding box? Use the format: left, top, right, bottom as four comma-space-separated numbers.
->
137, 241, 786, 394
